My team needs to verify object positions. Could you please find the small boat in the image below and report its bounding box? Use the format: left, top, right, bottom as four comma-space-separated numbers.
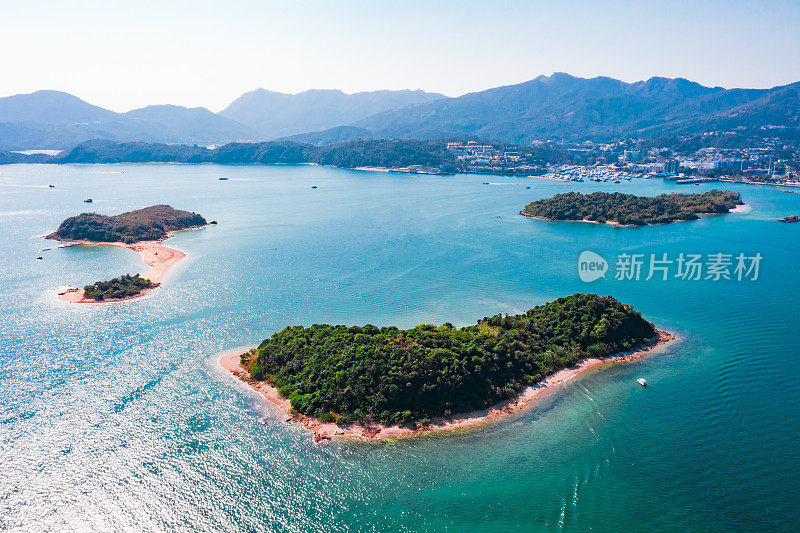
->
48, 184, 55, 188
219, 177, 229, 181
84, 198, 92, 203
637, 378, 647, 387
36, 256, 43, 260
526, 186, 531, 189
311, 185, 317, 189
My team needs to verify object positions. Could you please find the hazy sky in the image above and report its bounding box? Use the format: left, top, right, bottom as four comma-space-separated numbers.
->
2, 0, 799, 112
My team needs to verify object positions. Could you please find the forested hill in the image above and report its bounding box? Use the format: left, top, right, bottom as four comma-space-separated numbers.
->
44, 139, 456, 168
47, 205, 207, 243
245, 293, 658, 426
352, 73, 800, 143
522, 190, 743, 226
2, 75, 797, 149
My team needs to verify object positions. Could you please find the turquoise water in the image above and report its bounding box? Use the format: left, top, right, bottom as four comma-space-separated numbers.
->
1, 164, 798, 531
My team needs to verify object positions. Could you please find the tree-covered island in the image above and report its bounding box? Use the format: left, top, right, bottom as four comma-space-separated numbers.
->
82, 274, 155, 301
47, 204, 207, 243
240, 294, 659, 428
521, 190, 743, 226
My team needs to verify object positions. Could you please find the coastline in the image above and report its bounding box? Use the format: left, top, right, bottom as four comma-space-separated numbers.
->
527, 174, 571, 182
53, 229, 198, 303
220, 330, 674, 443
519, 211, 626, 226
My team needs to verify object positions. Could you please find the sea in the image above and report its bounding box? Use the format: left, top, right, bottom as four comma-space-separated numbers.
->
1, 163, 798, 531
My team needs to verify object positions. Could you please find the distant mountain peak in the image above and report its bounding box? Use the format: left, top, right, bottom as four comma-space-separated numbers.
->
219, 87, 446, 139
0, 89, 115, 126
0, 91, 256, 149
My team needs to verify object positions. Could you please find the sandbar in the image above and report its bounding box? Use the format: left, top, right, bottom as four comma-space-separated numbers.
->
56, 240, 185, 303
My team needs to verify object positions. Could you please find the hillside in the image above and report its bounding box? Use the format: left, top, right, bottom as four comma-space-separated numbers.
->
119, 105, 256, 144
0, 92, 256, 150
50, 139, 455, 169
279, 126, 373, 145
219, 88, 445, 139
2, 76, 797, 148
0, 149, 52, 164
351, 73, 800, 143
0, 90, 115, 124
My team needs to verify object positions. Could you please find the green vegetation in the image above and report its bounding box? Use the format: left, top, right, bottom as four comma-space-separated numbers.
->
0, 150, 50, 164
83, 274, 154, 301
47, 204, 206, 243
315, 139, 455, 168
244, 294, 656, 426
522, 190, 743, 226
49, 139, 456, 169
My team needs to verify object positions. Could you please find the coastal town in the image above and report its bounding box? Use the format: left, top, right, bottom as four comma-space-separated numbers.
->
442, 136, 800, 188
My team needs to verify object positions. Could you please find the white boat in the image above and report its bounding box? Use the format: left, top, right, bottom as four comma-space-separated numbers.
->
637, 378, 647, 387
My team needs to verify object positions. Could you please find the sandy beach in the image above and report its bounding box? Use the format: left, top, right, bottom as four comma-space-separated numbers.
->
518, 211, 626, 226
57, 240, 186, 303
220, 330, 673, 443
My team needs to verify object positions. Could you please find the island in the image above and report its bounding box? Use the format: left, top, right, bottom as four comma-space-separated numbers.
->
48, 205, 207, 303
81, 274, 156, 301
221, 293, 672, 441
521, 190, 743, 226
47, 204, 206, 243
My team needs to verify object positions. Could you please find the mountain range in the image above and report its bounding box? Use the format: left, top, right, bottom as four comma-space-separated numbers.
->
347, 73, 800, 143
0, 91, 257, 150
219, 88, 445, 139
0, 74, 797, 150
0, 88, 443, 150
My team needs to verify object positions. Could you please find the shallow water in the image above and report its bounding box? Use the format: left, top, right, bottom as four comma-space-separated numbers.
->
1, 163, 798, 531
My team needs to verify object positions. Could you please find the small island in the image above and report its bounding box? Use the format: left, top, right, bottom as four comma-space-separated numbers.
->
221, 293, 672, 441
47, 204, 207, 243
521, 190, 743, 226
81, 274, 156, 301
49, 205, 207, 303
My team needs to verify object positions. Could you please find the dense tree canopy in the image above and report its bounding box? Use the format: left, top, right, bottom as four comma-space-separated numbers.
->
83, 274, 154, 301
50, 139, 455, 169
245, 294, 657, 425
315, 139, 455, 168
47, 204, 206, 243
522, 190, 742, 226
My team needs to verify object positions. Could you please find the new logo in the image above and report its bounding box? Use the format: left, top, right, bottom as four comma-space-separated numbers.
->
578, 251, 607, 282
